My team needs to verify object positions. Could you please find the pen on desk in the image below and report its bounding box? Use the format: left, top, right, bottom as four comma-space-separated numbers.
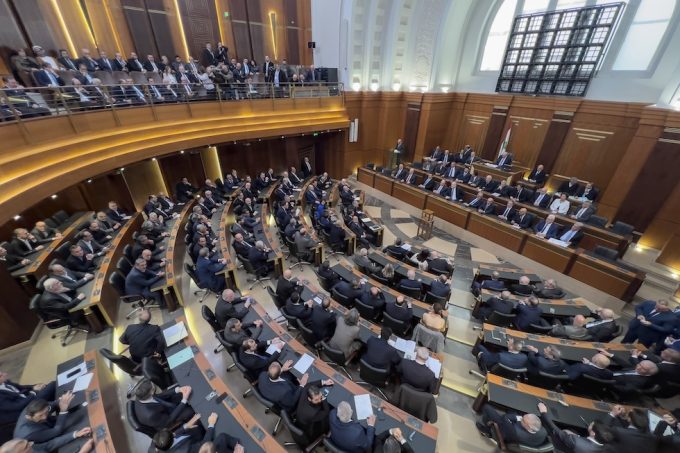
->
408, 430, 416, 441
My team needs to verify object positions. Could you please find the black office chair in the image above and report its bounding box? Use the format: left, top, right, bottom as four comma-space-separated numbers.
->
370, 272, 391, 286
231, 352, 257, 397
250, 384, 283, 435
116, 256, 132, 277
52, 210, 69, 225
610, 221, 634, 237
29, 293, 88, 346
395, 383, 438, 423
424, 291, 449, 305
382, 312, 410, 337
200, 305, 229, 357
323, 437, 351, 453
43, 218, 59, 229
356, 358, 389, 399
488, 363, 528, 381
184, 263, 214, 303
314, 269, 334, 292
593, 245, 619, 261
296, 319, 321, 356
99, 348, 142, 377
280, 410, 325, 452
396, 284, 422, 300
126, 400, 156, 439
320, 341, 355, 380
54, 241, 72, 261
108, 272, 158, 319
241, 256, 272, 290
331, 288, 354, 308
428, 264, 453, 276
587, 215, 608, 228
35, 275, 48, 292
606, 323, 624, 342
486, 311, 516, 328
266, 285, 285, 310
569, 374, 616, 399
531, 371, 570, 391
286, 238, 312, 270
488, 421, 554, 453
279, 307, 301, 336
385, 248, 406, 261
122, 244, 134, 263
354, 298, 380, 322
527, 319, 553, 334
141, 357, 174, 390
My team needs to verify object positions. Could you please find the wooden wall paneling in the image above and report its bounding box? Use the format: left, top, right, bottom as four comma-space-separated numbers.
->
11, 0, 63, 55
480, 106, 508, 161
159, 151, 206, 198
403, 102, 421, 164
657, 231, 680, 272
50, 0, 97, 53
0, 267, 36, 349
248, 0, 268, 62
413, 94, 455, 163
534, 111, 574, 173
99, 0, 136, 56
297, 0, 312, 66
146, 1, 178, 60
214, 0, 237, 54
227, 0, 251, 60
617, 131, 680, 236
458, 110, 490, 156
79, 173, 135, 215
177, 0, 221, 60
377, 93, 408, 160
343, 93, 381, 168
0, 0, 28, 74
642, 180, 680, 250
121, 0, 158, 57
505, 108, 552, 169
122, 159, 169, 211
82, 0, 130, 56
445, 93, 469, 151
200, 146, 223, 182
283, 0, 299, 64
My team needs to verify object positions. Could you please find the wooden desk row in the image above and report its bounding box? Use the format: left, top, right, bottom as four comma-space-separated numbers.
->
477, 288, 592, 317
474, 263, 541, 284
214, 194, 241, 291
368, 251, 437, 289
357, 168, 644, 302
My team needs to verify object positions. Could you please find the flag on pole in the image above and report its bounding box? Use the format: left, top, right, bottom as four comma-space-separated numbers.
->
498, 126, 511, 158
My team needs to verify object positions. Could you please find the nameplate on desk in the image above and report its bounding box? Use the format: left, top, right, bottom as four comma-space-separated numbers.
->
224, 394, 238, 409
263, 313, 272, 323
250, 426, 266, 441
559, 339, 575, 345
406, 416, 423, 430
94, 424, 107, 441
332, 372, 346, 384
593, 401, 611, 411
526, 334, 539, 341
280, 332, 293, 342
501, 379, 518, 388
88, 389, 100, 403
547, 391, 564, 402
592, 343, 604, 348
564, 299, 576, 305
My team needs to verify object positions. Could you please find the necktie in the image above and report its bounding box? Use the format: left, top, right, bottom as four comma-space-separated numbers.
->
541, 223, 551, 234
106, 59, 111, 70
577, 208, 586, 218
153, 86, 161, 98
535, 195, 543, 206
133, 86, 144, 100
22, 239, 32, 251
48, 72, 58, 85
503, 207, 510, 217
561, 230, 574, 242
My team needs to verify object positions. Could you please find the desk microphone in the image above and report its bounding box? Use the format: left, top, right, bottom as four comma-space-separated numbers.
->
185, 359, 196, 377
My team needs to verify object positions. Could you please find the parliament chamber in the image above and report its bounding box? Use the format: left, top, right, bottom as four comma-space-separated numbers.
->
1, 1, 680, 452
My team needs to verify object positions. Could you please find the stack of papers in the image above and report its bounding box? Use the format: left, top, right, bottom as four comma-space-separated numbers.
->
389, 338, 416, 356
425, 357, 442, 378
360, 217, 371, 223
354, 394, 374, 419
72, 373, 94, 392
313, 296, 323, 305
266, 343, 282, 355
293, 353, 315, 374
163, 322, 188, 347
57, 362, 87, 386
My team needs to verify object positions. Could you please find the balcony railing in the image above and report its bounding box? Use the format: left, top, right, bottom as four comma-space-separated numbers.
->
0, 81, 344, 124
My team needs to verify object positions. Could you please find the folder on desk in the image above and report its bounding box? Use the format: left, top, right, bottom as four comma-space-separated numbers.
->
426, 357, 442, 378
167, 347, 194, 369
163, 322, 188, 347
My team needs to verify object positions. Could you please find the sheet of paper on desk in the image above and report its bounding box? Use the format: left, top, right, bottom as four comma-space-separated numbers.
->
293, 353, 315, 374
354, 196, 361, 201
390, 338, 416, 356
266, 343, 281, 355
648, 411, 674, 436
163, 322, 188, 347
426, 357, 442, 378
360, 217, 371, 223
401, 244, 412, 251
547, 238, 570, 248
293, 188, 302, 192
354, 394, 374, 420
485, 163, 498, 168
313, 296, 323, 305
72, 373, 93, 392
57, 362, 87, 386
167, 347, 194, 369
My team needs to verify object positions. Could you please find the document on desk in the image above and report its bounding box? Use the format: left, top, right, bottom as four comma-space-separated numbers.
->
360, 217, 371, 223
167, 347, 194, 369
390, 338, 416, 356
547, 238, 570, 248
163, 322, 188, 347
313, 296, 324, 305
426, 357, 442, 378
266, 343, 282, 355
57, 362, 87, 386
401, 243, 412, 252
648, 411, 674, 436
354, 394, 374, 420
293, 353, 315, 374
354, 196, 361, 201
72, 373, 93, 392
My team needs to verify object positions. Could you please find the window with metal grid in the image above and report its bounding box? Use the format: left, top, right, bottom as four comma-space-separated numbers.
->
496, 2, 624, 97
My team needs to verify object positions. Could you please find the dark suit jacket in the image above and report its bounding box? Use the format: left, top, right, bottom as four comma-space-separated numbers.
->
495, 154, 513, 169
429, 280, 450, 297
332, 281, 363, 301
398, 278, 422, 292
125, 267, 162, 298
572, 206, 596, 222
533, 286, 565, 299
479, 202, 496, 215
628, 301, 677, 346
13, 409, 75, 452
119, 323, 165, 363
215, 297, 249, 327
479, 297, 514, 320
127, 58, 145, 72
533, 221, 559, 239
363, 336, 401, 372
295, 381, 331, 441
238, 342, 280, 380
385, 302, 413, 323
528, 352, 567, 375
329, 407, 375, 453
0, 381, 44, 424
276, 277, 299, 301
257, 372, 302, 412
558, 181, 581, 196
510, 283, 534, 296
449, 187, 464, 201
539, 412, 607, 453
65, 253, 97, 272
514, 304, 543, 331
585, 319, 618, 342
512, 212, 534, 229
133, 388, 188, 430
527, 169, 547, 185
398, 360, 436, 393
373, 430, 414, 453
310, 305, 336, 342
285, 300, 313, 321
456, 171, 472, 184
480, 180, 500, 193
566, 362, 613, 380
112, 58, 128, 71
196, 256, 225, 291
578, 187, 599, 201
247, 247, 269, 271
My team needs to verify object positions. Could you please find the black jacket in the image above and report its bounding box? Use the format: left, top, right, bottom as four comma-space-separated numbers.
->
295, 381, 330, 441
363, 336, 401, 372
119, 323, 165, 363
397, 360, 436, 393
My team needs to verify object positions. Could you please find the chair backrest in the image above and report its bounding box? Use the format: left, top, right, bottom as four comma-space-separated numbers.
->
424, 291, 448, 305
428, 264, 452, 276
581, 374, 615, 385
385, 248, 405, 260
184, 263, 204, 288
323, 437, 350, 453
314, 270, 333, 292
490, 363, 528, 381
44, 218, 58, 229
126, 400, 156, 438
52, 210, 69, 224
142, 357, 173, 390
230, 351, 256, 383
116, 256, 133, 276
354, 298, 377, 321
108, 272, 126, 296
331, 288, 353, 308
396, 284, 422, 299
123, 244, 133, 262
296, 318, 320, 348
611, 221, 634, 237
201, 305, 222, 333
370, 272, 391, 285
54, 241, 72, 261
241, 256, 257, 274
266, 285, 285, 309
99, 348, 141, 376
35, 275, 48, 292
593, 245, 618, 261
537, 371, 570, 382
320, 340, 347, 365
280, 410, 310, 447
587, 215, 608, 228
396, 383, 438, 423
250, 383, 277, 412
359, 357, 389, 387
487, 311, 516, 328
382, 312, 410, 337
527, 321, 552, 334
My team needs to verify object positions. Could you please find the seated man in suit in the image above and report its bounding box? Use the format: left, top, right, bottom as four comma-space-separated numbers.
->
31, 221, 62, 244
531, 188, 551, 209
276, 269, 303, 301
0, 371, 55, 427
557, 222, 584, 247
78, 230, 110, 257
445, 181, 463, 202
478, 197, 497, 215
359, 285, 386, 312
383, 238, 410, 260
10, 228, 44, 256
533, 279, 565, 299
497, 200, 517, 222
106, 200, 131, 224
348, 216, 374, 250
428, 251, 453, 275
418, 173, 437, 191
465, 191, 485, 209
328, 219, 347, 251
0, 245, 30, 272
362, 327, 401, 374
294, 228, 320, 263
441, 163, 457, 180
392, 164, 407, 181
247, 240, 274, 276
385, 295, 413, 324
398, 269, 423, 294
537, 403, 615, 453
119, 309, 165, 363
133, 379, 195, 431
232, 233, 254, 259
603, 350, 660, 393
570, 200, 596, 222
65, 244, 97, 273
429, 274, 451, 298
477, 337, 528, 373
13, 394, 93, 452
353, 248, 381, 274
38, 278, 87, 324
526, 345, 567, 376
195, 247, 227, 293
510, 208, 534, 230
550, 314, 589, 340
332, 278, 364, 302
622, 299, 677, 347
476, 404, 547, 447
309, 297, 336, 342
514, 296, 543, 331
475, 290, 514, 321
526, 165, 547, 185
329, 401, 376, 453
403, 168, 418, 185
479, 175, 499, 193
221, 318, 263, 347
510, 276, 534, 296
432, 180, 452, 198
577, 183, 599, 201
557, 177, 581, 197
214, 289, 251, 328
238, 337, 284, 381
473, 271, 505, 294
511, 184, 532, 203
151, 412, 242, 453
285, 291, 313, 322
566, 353, 613, 380
584, 308, 618, 342
397, 347, 437, 393
125, 258, 165, 306
175, 177, 197, 203
258, 362, 318, 413
534, 214, 559, 239
495, 152, 513, 170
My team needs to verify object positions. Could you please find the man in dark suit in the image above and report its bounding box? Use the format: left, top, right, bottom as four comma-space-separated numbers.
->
142, 55, 163, 73
362, 327, 401, 373
175, 177, 197, 203
0, 371, 55, 426
112, 52, 128, 71
221, 318, 263, 347
479, 175, 499, 193
150, 412, 241, 453
526, 165, 547, 185
328, 220, 346, 251
57, 49, 79, 71
133, 379, 194, 431
428, 251, 453, 275
78, 48, 99, 72
478, 197, 497, 215
262, 56, 275, 82
534, 215, 559, 239
106, 200, 131, 224
558, 177, 581, 196
510, 276, 534, 296
276, 269, 302, 301
464, 151, 480, 165
584, 308, 618, 342
332, 278, 363, 301
125, 258, 165, 306
511, 184, 532, 203
448, 181, 464, 201
329, 401, 376, 453
285, 292, 313, 322
398, 347, 437, 393
510, 208, 534, 230
201, 43, 217, 67
10, 228, 44, 256
622, 299, 677, 347
295, 383, 332, 443
394, 138, 405, 166
215, 289, 251, 328
1, 77, 51, 118
526, 345, 567, 375
497, 200, 517, 222
557, 223, 585, 247
479, 271, 506, 292
531, 188, 551, 209
248, 241, 273, 276
238, 338, 283, 381
392, 164, 407, 181
119, 309, 165, 363
13, 394, 93, 452
570, 200, 596, 222
432, 180, 451, 198
309, 298, 336, 342
538, 402, 614, 452
96, 50, 114, 71
566, 353, 613, 380
495, 152, 513, 170
466, 191, 485, 209
514, 296, 543, 331
385, 296, 413, 323
398, 269, 423, 294
301, 156, 313, 178
65, 245, 97, 273
477, 338, 528, 373
475, 290, 514, 321
476, 404, 547, 448
454, 146, 472, 163
195, 248, 226, 292
533, 279, 565, 299
495, 180, 515, 198
403, 169, 418, 185
429, 275, 451, 298
258, 362, 309, 413
126, 52, 145, 72
442, 164, 457, 180
577, 183, 599, 201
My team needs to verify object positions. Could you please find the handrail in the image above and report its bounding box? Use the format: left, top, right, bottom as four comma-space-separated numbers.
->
0, 81, 345, 124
